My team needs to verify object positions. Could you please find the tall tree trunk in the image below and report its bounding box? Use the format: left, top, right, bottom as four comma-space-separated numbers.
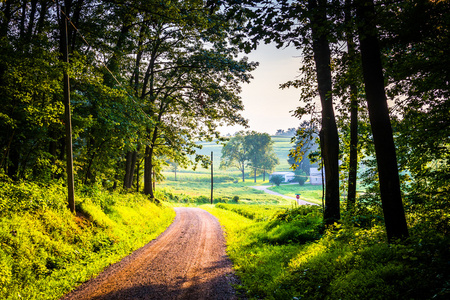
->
124, 150, 138, 188
7, 144, 19, 179
60, 4, 75, 213
345, 0, 358, 210
347, 83, 358, 209
136, 157, 141, 193
309, 0, 340, 224
144, 145, 153, 197
356, 0, 408, 241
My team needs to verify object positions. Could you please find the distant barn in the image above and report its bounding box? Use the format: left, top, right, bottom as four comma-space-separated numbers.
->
269, 171, 295, 183
309, 167, 324, 185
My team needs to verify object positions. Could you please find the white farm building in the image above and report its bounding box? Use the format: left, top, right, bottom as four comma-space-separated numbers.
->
269, 171, 295, 183
309, 167, 324, 185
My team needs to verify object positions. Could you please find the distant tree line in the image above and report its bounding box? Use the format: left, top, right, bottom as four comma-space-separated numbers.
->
275, 128, 297, 137
220, 131, 279, 182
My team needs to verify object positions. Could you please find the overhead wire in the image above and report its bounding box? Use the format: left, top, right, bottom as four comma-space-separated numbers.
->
53, 0, 154, 124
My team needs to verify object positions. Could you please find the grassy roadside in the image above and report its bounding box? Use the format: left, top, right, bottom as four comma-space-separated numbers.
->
267, 183, 324, 205
0, 181, 175, 300
205, 203, 450, 300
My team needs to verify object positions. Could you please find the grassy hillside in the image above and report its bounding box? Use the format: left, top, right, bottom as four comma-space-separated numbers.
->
205, 203, 450, 300
0, 181, 175, 300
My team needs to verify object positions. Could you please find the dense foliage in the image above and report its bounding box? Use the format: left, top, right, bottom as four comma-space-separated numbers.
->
0, 0, 255, 201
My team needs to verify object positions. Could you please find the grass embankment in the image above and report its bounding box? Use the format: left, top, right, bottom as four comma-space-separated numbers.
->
268, 184, 323, 205
0, 181, 175, 300
205, 203, 450, 300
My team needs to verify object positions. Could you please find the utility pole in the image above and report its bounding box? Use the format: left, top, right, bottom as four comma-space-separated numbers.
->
61, 6, 75, 213
211, 151, 213, 204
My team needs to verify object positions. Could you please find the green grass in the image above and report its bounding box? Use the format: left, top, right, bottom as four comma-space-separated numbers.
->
215, 203, 291, 221
268, 183, 324, 205
205, 203, 450, 300
0, 181, 175, 300
158, 169, 300, 205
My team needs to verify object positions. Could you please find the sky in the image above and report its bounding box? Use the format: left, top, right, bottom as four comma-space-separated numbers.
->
218, 43, 305, 136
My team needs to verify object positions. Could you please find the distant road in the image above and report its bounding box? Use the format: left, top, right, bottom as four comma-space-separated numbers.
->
250, 185, 319, 206
61, 208, 240, 300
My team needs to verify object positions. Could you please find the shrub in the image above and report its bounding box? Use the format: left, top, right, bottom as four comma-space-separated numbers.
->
269, 174, 284, 186
290, 170, 307, 186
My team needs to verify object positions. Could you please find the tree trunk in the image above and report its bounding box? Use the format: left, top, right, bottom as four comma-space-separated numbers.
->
347, 83, 358, 210
345, 0, 358, 210
309, 0, 340, 224
144, 145, 154, 197
136, 158, 141, 193
124, 150, 138, 189
7, 144, 19, 179
356, 0, 408, 241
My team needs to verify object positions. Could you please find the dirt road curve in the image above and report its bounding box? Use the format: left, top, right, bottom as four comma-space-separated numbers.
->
62, 207, 241, 300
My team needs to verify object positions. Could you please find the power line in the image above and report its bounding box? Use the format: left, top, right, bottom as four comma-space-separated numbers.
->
53, 1, 154, 124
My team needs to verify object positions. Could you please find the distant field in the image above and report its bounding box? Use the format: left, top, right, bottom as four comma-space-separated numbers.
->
159, 170, 296, 205
158, 135, 325, 205
183, 135, 295, 174
270, 136, 294, 171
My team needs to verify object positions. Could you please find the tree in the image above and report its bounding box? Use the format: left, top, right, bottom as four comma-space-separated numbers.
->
261, 151, 279, 181
292, 168, 307, 186
355, 0, 408, 241
270, 174, 284, 186
225, 0, 341, 224
221, 131, 279, 182
288, 122, 319, 176
245, 132, 279, 183
220, 132, 248, 182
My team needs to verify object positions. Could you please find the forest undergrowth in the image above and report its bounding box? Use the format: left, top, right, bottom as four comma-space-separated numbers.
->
0, 179, 175, 300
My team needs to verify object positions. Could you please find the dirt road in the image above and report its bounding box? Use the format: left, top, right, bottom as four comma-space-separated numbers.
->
61, 207, 240, 300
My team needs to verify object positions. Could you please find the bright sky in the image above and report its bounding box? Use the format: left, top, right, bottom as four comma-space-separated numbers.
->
219, 43, 305, 136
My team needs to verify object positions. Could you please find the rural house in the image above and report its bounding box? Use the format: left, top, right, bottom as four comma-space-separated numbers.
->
309, 167, 324, 185
269, 171, 295, 183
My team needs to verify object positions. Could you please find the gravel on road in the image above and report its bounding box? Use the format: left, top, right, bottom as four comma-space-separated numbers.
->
61, 207, 241, 300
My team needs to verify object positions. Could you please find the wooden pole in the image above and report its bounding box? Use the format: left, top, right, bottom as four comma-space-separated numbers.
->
211, 151, 213, 204
62, 6, 75, 213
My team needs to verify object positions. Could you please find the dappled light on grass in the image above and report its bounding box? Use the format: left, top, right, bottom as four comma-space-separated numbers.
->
206, 203, 450, 300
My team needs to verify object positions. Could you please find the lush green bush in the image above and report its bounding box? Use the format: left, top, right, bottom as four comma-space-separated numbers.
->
0, 180, 67, 215
290, 170, 307, 186
261, 206, 324, 245
269, 175, 284, 186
